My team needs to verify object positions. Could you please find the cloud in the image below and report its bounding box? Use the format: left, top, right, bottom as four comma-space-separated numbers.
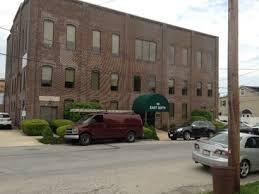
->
0, 0, 258, 95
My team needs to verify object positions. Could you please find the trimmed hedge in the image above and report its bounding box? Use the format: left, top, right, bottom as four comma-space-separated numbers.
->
22, 119, 50, 136
64, 102, 102, 122
50, 119, 73, 131
39, 127, 62, 144
213, 120, 226, 130
191, 110, 212, 121
191, 116, 208, 122
143, 123, 159, 140
57, 125, 71, 138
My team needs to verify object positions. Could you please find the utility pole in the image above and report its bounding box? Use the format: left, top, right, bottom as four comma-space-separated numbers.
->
228, 0, 240, 193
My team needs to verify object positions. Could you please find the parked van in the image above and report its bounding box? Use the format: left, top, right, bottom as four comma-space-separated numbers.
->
64, 113, 143, 146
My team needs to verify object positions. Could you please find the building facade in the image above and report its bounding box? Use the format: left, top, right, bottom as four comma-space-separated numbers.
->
219, 86, 259, 123
5, 0, 218, 126
0, 79, 4, 112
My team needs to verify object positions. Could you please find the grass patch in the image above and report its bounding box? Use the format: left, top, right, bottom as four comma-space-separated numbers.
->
202, 181, 259, 194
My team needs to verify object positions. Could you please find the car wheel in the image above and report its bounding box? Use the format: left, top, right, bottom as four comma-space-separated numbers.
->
240, 160, 250, 178
208, 131, 214, 138
127, 131, 136, 143
183, 131, 191, 141
170, 136, 177, 140
79, 133, 91, 146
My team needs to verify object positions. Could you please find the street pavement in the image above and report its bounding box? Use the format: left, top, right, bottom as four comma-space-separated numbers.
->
0, 140, 258, 194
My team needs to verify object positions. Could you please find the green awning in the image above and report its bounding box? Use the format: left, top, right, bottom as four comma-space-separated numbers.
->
132, 93, 169, 113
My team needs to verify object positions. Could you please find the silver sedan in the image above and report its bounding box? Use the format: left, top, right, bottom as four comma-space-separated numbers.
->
192, 132, 259, 178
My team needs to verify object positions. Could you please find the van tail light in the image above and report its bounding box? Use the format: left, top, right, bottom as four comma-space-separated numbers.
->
194, 143, 200, 151
214, 149, 229, 158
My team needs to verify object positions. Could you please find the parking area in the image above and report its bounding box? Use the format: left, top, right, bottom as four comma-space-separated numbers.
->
0, 129, 42, 147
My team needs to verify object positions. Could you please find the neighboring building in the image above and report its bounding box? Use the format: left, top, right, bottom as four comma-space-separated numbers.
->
219, 86, 259, 124
5, 0, 218, 126
0, 79, 4, 112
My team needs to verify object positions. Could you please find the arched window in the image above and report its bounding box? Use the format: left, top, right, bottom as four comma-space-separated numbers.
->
65, 68, 75, 88
41, 65, 53, 87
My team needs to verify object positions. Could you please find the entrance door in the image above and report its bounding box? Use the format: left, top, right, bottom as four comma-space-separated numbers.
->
40, 106, 58, 122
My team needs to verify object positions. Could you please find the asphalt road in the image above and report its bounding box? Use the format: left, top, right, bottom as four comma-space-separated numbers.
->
0, 140, 258, 194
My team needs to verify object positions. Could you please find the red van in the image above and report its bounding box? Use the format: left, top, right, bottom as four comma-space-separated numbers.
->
64, 113, 143, 146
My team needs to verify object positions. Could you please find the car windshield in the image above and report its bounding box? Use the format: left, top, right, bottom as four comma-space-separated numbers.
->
76, 115, 93, 124
209, 133, 228, 145
209, 133, 242, 145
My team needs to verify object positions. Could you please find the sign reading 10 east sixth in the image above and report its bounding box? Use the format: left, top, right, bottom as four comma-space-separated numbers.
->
149, 102, 167, 111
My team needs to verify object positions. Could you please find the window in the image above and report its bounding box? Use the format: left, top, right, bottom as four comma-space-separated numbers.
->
41, 66, 53, 87
207, 53, 213, 71
182, 80, 188, 96
64, 99, 74, 110
112, 34, 120, 55
149, 75, 156, 92
197, 82, 203, 96
182, 103, 188, 120
135, 39, 142, 60
43, 20, 54, 47
149, 42, 156, 62
133, 75, 141, 92
168, 45, 175, 65
208, 83, 212, 97
168, 78, 175, 95
143, 41, 149, 61
110, 101, 119, 110
66, 25, 76, 50
92, 30, 101, 52
65, 68, 75, 88
196, 51, 202, 69
182, 48, 188, 65
91, 71, 100, 90
135, 39, 156, 62
245, 137, 258, 148
92, 115, 104, 123
169, 103, 175, 118
111, 73, 119, 91
221, 100, 226, 107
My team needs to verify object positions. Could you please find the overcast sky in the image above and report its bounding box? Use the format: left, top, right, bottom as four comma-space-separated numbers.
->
0, 0, 259, 95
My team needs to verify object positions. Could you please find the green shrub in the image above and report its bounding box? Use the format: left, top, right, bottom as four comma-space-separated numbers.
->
22, 119, 50, 136
191, 116, 208, 122
213, 120, 226, 131
42, 127, 53, 140
56, 125, 71, 138
144, 127, 154, 139
64, 102, 102, 122
50, 119, 73, 131
143, 124, 159, 140
39, 127, 62, 144
191, 110, 212, 121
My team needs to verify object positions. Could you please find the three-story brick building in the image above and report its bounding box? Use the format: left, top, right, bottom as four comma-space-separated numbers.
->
4, 0, 218, 126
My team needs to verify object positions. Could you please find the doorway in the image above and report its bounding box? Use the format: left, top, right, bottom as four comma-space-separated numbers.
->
40, 106, 58, 122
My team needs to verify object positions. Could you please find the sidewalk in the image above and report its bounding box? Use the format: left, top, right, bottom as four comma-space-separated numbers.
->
0, 129, 42, 147
156, 129, 170, 141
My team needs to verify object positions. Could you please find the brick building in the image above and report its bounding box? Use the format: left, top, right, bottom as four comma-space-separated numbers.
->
0, 79, 4, 112
5, 0, 218, 126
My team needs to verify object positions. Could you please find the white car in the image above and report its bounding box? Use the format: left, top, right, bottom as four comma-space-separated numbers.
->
0, 113, 12, 129
192, 132, 259, 178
